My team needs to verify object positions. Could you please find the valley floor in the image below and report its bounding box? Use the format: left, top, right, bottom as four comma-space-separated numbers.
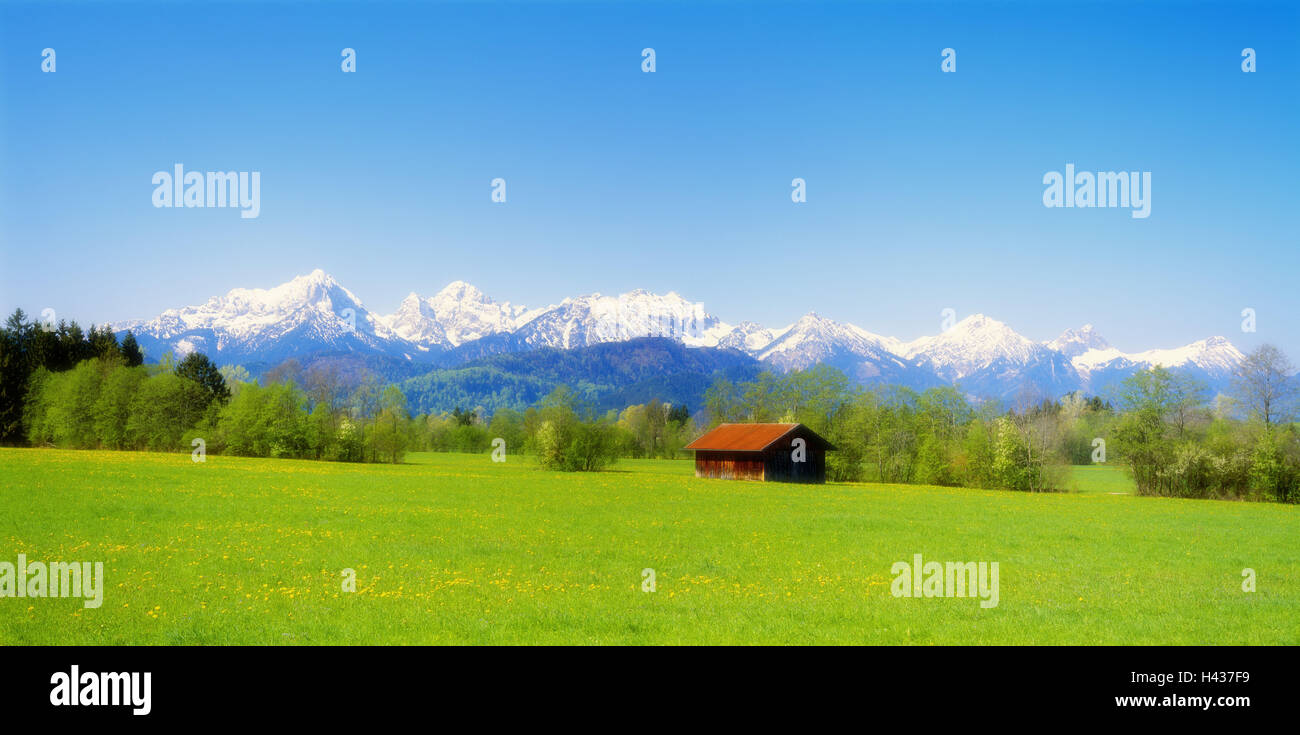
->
0, 448, 1295, 645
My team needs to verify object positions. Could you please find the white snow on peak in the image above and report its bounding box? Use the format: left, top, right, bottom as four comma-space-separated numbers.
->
1047, 324, 1111, 357
116, 271, 1249, 392
901, 313, 1041, 379
1072, 335, 1246, 375
716, 320, 790, 354
382, 280, 534, 347
383, 292, 448, 346
513, 289, 729, 350
125, 270, 392, 345
757, 311, 904, 371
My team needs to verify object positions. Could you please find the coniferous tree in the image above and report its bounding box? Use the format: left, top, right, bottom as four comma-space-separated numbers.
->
175, 352, 231, 405
0, 309, 33, 443
120, 331, 144, 367
86, 325, 120, 362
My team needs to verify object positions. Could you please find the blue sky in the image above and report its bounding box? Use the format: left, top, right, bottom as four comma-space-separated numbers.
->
1, 0, 1296, 355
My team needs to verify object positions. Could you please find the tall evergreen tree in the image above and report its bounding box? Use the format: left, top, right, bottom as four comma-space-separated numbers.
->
120, 330, 144, 367
0, 309, 33, 443
175, 352, 231, 405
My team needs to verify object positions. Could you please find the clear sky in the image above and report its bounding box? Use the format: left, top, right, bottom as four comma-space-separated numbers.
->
1, 1, 1296, 355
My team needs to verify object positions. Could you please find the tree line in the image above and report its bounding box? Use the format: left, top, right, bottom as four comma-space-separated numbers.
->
408, 389, 693, 470
1, 310, 687, 469
0, 308, 144, 444
3, 310, 407, 463
702, 347, 1299, 502
4, 308, 1297, 499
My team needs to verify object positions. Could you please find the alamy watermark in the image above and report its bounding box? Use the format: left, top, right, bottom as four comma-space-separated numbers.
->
0, 554, 104, 608
891, 553, 999, 608
1043, 164, 1150, 219
152, 164, 261, 219
50, 666, 150, 715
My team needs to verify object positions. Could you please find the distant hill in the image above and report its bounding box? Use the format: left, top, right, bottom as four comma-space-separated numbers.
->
400, 337, 762, 415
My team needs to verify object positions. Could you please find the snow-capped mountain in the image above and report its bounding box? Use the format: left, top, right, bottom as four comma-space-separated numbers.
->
115, 269, 412, 364
1067, 333, 1246, 395
1070, 335, 1245, 376
904, 314, 1042, 379
114, 270, 1247, 399
900, 314, 1082, 399
382, 281, 536, 348
507, 289, 733, 350
1046, 324, 1111, 358
383, 293, 450, 350
715, 321, 790, 354
756, 313, 934, 386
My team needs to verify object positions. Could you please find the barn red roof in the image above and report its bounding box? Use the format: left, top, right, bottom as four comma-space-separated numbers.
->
685, 423, 833, 452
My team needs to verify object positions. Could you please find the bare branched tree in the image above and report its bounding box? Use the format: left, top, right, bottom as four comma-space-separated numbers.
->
1233, 345, 1298, 426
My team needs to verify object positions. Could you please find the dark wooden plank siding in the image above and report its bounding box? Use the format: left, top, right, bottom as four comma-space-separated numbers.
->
764, 447, 826, 483
694, 451, 766, 481
761, 426, 827, 483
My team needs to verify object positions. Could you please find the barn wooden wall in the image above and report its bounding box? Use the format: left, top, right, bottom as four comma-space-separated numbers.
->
694, 447, 827, 483
764, 448, 826, 483
694, 451, 766, 481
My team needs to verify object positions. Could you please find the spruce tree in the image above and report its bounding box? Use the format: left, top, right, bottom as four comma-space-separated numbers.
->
120, 331, 144, 367
175, 352, 231, 405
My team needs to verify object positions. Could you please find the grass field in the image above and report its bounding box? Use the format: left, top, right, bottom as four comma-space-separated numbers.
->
1067, 464, 1137, 495
1, 448, 1295, 645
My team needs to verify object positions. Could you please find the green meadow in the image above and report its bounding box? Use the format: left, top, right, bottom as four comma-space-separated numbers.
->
1066, 464, 1137, 495
0, 448, 1295, 645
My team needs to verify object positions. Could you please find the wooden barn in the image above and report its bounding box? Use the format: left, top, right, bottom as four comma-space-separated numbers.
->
685, 423, 835, 484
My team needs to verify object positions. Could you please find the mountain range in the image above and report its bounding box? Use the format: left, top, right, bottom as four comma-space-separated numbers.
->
114, 269, 1246, 405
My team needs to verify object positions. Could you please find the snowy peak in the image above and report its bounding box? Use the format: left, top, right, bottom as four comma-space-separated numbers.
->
1047, 324, 1111, 357
903, 313, 1042, 379
384, 292, 448, 347
759, 312, 902, 368
115, 270, 402, 361
133, 269, 378, 339
715, 320, 788, 354
381, 280, 534, 348
434, 280, 485, 303
512, 289, 728, 350
1189, 337, 1248, 373
752, 311, 929, 386
943, 313, 1031, 345
114, 271, 1249, 399
427, 281, 531, 347
1073, 335, 1246, 375
245, 268, 366, 318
